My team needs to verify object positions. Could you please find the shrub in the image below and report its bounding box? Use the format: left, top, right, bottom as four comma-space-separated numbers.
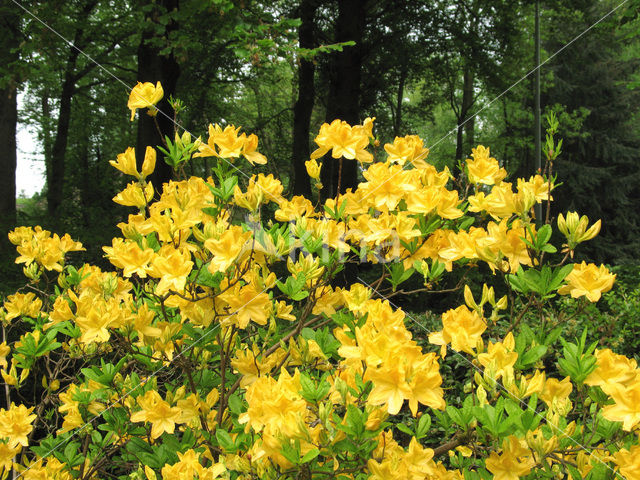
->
0, 87, 636, 480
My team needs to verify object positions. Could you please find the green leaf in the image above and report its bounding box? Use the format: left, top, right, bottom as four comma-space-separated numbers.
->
300, 448, 320, 463
215, 429, 236, 452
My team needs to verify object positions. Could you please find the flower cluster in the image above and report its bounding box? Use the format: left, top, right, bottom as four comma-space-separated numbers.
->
0, 86, 633, 480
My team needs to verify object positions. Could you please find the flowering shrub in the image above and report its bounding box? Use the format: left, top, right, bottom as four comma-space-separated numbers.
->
0, 86, 636, 480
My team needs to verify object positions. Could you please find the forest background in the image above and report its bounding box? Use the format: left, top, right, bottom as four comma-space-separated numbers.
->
1, 0, 640, 292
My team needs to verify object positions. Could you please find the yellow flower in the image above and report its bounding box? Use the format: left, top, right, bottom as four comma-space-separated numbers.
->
466, 145, 507, 185
141, 146, 156, 178
218, 283, 272, 329
103, 238, 155, 278
601, 378, 640, 431
305, 159, 322, 179
478, 339, 518, 380
384, 135, 429, 166
0, 442, 20, 471
0, 342, 9, 369
241, 133, 267, 165
310, 119, 373, 163
557, 211, 601, 250
4, 293, 42, 321
130, 390, 182, 440
540, 376, 573, 414
109, 147, 139, 177
558, 262, 615, 302
149, 246, 193, 295
429, 305, 486, 357
0, 403, 37, 447
585, 348, 638, 393
128, 81, 163, 121
204, 226, 251, 273
112, 182, 154, 209
614, 445, 640, 480
485, 436, 534, 480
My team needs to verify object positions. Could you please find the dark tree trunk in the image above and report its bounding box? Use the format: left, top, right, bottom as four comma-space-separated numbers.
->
462, 68, 475, 154
291, 0, 317, 198
46, 0, 97, 216
0, 1, 19, 238
136, 0, 180, 190
48, 68, 77, 216
455, 66, 474, 164
0, 87, 17, 230
320, 0, 366, 201
393, 65, 407, 137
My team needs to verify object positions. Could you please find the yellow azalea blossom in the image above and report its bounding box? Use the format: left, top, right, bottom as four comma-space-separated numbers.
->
44, 296, 74, 330
103, 238, 155, 278
602, 377, 640, 431
558, 261, 615, 302
4, 292, 42, 321
540, 376, 573, 414
485, 435, 534, 480
305, 158, 322, 179
0, 442, 20, 471
195, 124, 267, 164
130, 390, 182, 440
429, 305, 486, 357
585, 348, 638, 394
614, 445, 640, 480
113, 181, 154, 209
10, 226, 84, 272
128, 81, 163, 121
160, 450, 226, 480
241, 132, 267, 165
466, 145, 507, 185
218, 282, 272, 329
141, 146, 156, 178
384, 134, 430, 166
310, 119, 373, 163
148, 245, 194, 295
0, 403, 37, 447
0, 342, 9, 369
274, 195, 315, 221
557, 211, 601, 250
109, 147, 139, 177
478, 338, 518, 380
204, 226, 251, 273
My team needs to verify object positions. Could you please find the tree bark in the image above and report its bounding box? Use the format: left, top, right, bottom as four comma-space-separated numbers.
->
135, 0, 180, 190
48, 65, 77, 216
290, 0, 318, 198
46, 0, 97, 216
0, 87, 17, 228
462, 68, 475, 154
393, 64, 407, 137
455, 66, 474, 162
0, 2, 20, 234
320, 0, 366, 200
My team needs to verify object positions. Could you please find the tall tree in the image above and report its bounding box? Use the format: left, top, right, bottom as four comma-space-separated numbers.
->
290, 0, 318, 198
0, 1, 20, 236
545, 0, 640, 262
135, 0, 179, 188
320, 0, 366, 199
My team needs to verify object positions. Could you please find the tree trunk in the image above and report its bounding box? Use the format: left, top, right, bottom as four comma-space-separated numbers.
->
0, 2, 20, 235
393, 65, 407, 137
455, 66, 474, 162
462, 68, 475, 154
0, 87, 17, 229
136, 0, 180, 190
46, 0, 97, 216
48, 67, 77, 216
320, 0, 366, 200
290, 0, 317, 198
